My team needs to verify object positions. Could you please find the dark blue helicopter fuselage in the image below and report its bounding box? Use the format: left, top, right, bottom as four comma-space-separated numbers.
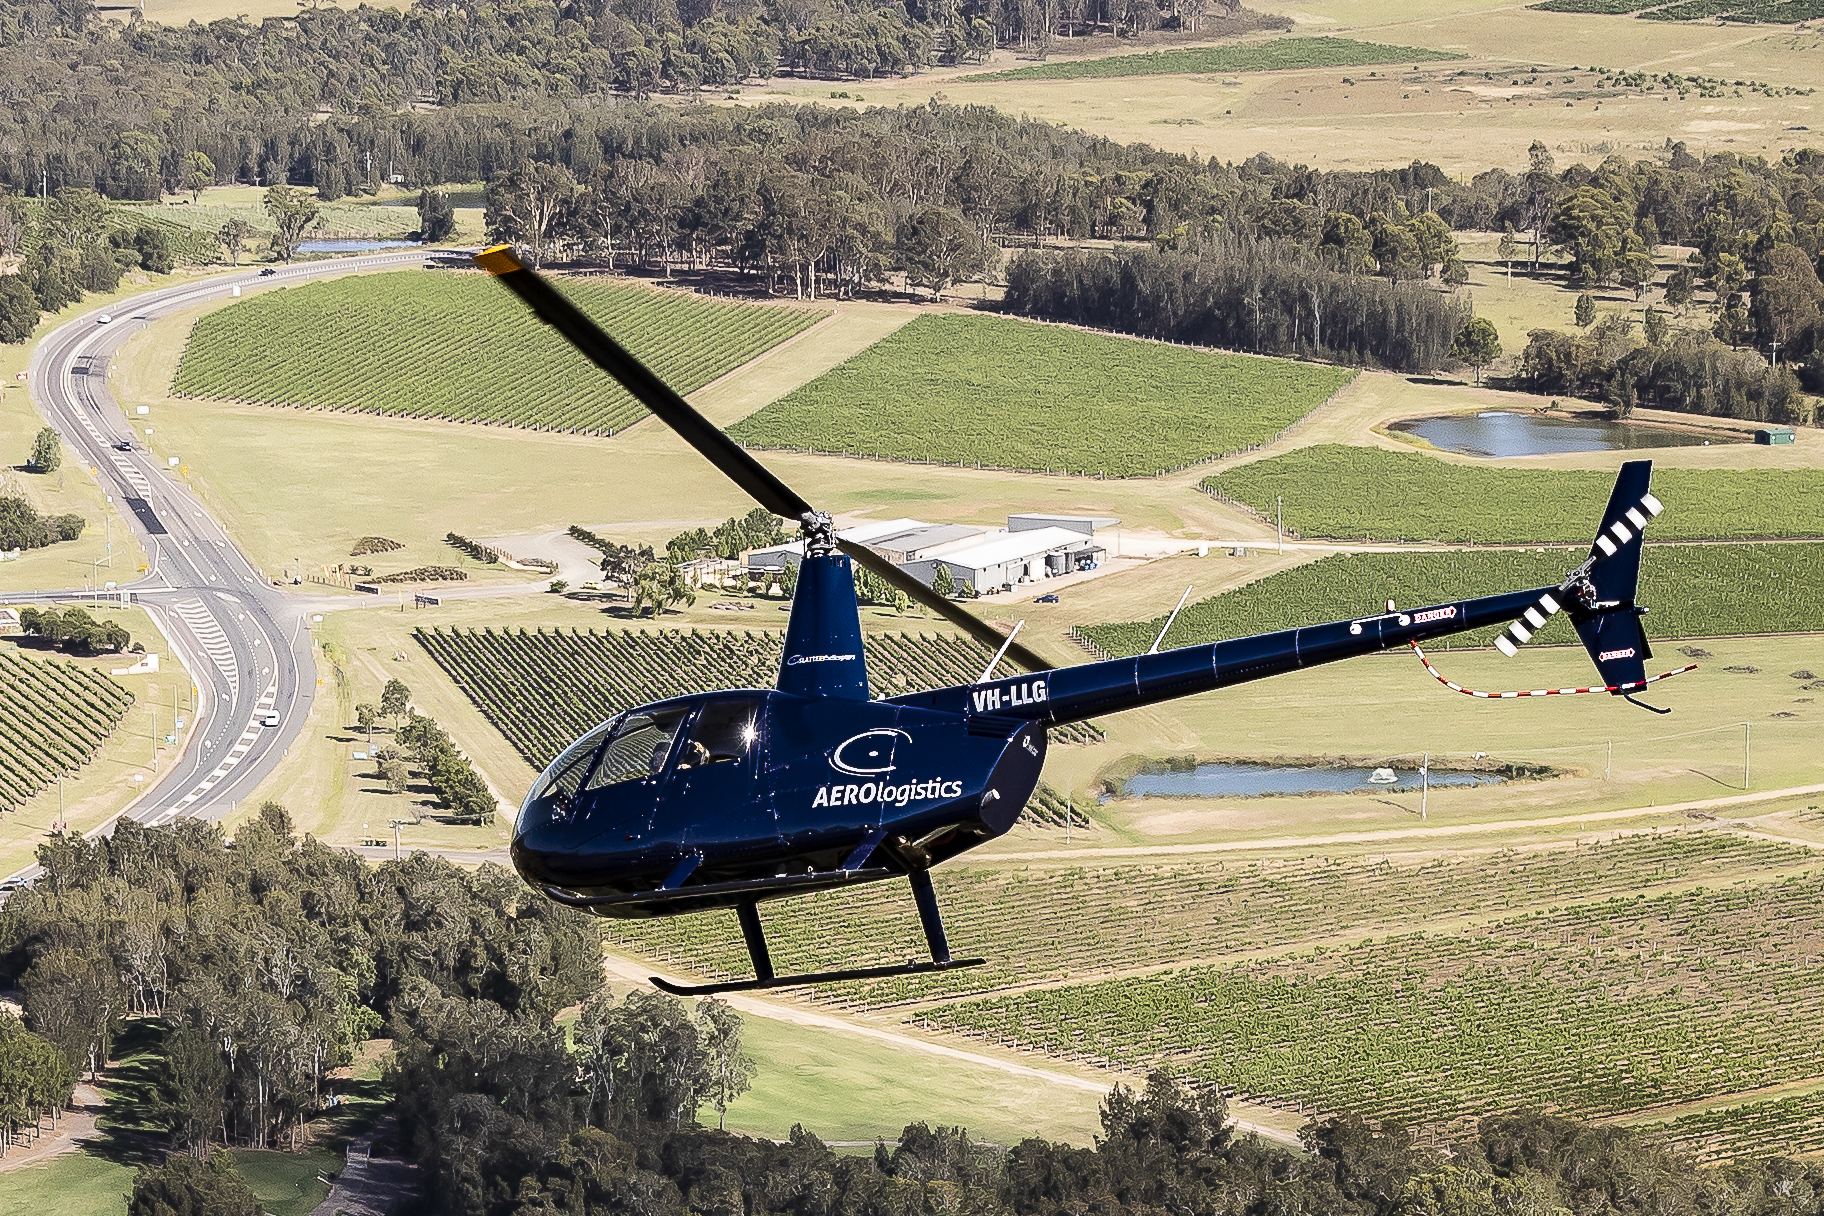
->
511, 549, 1550, 918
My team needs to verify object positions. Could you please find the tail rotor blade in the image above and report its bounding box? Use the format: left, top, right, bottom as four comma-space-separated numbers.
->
839, 540, 1053, 674
474, 245, 812, 522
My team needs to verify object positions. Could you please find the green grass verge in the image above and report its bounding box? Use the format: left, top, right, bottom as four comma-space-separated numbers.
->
172, 272, 827, 435
727, 315, 1355, 477
0, 1150, 135, 1216
961, 37, 1463, 81
725, 1012, 1105, 1146
1079, 543, 1824, 656
1203, 446, 1824, 543
227, 1149, 337, 1216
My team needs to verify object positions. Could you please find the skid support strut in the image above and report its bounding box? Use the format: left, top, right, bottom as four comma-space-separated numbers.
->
737, 900, 774, 983
908, 867, 951, 965
650, 871, 985, 997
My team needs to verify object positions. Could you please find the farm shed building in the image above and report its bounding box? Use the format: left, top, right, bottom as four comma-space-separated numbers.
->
902, 527, 1104, 593
745, 518, 942, 577
1007, 513, 1120, 537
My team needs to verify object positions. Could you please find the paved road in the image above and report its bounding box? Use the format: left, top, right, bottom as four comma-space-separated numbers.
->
4, 251, 427, 886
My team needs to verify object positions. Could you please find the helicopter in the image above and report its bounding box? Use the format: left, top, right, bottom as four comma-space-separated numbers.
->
476, 244, 1693, 997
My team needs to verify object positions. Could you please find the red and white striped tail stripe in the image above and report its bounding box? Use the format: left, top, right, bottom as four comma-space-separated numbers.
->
1413, 641, 1696, 699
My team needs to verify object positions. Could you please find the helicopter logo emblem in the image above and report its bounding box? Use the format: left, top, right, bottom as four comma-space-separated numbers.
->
829, 728, 912, 776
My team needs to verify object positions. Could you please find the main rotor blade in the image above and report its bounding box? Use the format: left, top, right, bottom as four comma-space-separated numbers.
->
474, 245, 812, 522
476, 245, 1052, 676
838, 539, 1053, 674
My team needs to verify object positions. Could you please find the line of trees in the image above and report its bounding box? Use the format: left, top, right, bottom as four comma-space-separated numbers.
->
1005, 229, 1471, 371
16, 606, 128, 654
0, 1012, 74, 1159
0, 498, 84, 553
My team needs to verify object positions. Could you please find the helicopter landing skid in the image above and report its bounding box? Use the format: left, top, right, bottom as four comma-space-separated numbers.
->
651, 956, 987, 997
650, 868, 980, 996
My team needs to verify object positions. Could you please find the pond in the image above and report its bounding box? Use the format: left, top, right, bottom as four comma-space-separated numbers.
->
1387, 411, 1741, 457
1118, 762, 1507, 799
297, 238, 421, 253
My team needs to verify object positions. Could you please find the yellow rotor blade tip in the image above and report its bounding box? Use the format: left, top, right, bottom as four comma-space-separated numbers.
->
475, 245, 525, 275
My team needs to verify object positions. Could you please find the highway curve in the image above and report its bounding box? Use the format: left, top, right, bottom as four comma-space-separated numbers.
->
3, 250, 428, 887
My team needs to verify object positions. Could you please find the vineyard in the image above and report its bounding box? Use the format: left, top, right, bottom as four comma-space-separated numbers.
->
962, 37, 1462, 80
604, 829, 1812, 1008
924, 856, 1824, 1152
1204, 446, 1824, 543
0, 648, 135, 813
172, 273, 827, 435
725, 314, 1356, 478
1078, 543, 1824, 656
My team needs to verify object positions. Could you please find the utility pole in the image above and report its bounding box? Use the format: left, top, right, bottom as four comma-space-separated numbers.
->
1771, 340, 1780, 368
1420, 752, 1429, 820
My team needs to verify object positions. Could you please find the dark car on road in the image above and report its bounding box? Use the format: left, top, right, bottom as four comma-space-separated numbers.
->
114, 441, 133, 451
1034, 593, 1061, 604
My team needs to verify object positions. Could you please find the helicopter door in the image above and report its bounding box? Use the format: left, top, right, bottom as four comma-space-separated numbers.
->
668, 698, 769, 846
575, 705, 691, 843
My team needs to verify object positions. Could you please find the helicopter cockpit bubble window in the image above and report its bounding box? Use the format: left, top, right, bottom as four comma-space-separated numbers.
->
677, 699, 762, 769
523, 715, 619, 824
584, 706, 691, 791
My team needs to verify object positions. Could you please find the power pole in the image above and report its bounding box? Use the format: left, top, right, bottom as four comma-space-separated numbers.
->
1420, 752, 1429, 820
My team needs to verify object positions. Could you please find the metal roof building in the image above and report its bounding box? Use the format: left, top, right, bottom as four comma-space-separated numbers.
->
902, 526, 1104, 594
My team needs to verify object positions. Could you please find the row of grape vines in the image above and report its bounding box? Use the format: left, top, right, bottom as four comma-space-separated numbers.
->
172, 273, 827, 434
916, 859, 1824, 1151
0, 649, 136, 812
602, 829, 1816, 1013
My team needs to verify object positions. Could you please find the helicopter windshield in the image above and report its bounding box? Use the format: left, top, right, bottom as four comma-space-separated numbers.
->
525, 715, 620, 821
584, 706, 690, 791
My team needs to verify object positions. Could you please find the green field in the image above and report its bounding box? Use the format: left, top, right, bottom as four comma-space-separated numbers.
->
929, 859, 1824, 1143
172, 273, 827, 434
607, 831, 1807, 1008
960, 37, 1463, 81
1078, 543, 1824, 656
726, 315, 1356, 478
0, 1151, 135, 1216
1204, 446, 1824, 544
0, 648, 136, 813
608, 832, 1824, 1158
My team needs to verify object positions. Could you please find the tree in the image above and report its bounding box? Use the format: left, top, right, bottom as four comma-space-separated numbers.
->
183, 152, 215, 203
217, 220, 253, 267
153, 1029, 229, 1158
1452, 318, 1502, 387
381, 758, 411, 794
896, 205, 995, 300
484, 164, 578, 269
1441, 257, 1469, 291
694, 999, 755, 1131
28, 427, 61, 472
128, 1149, 260, 1216
1574, 292, 1596, 328
132, 226, 174, 275
263, 184, 320, 263
1665, 266, 1696, 310
356, 703, 378, 744
380, 678, 410, 723
417, 189, 456, 243
0, 275, 39, 344
1496, 226, 1518, 282
43, 188, 109, 251
1643, 306, 1669, 346
933, 563, 956, 599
